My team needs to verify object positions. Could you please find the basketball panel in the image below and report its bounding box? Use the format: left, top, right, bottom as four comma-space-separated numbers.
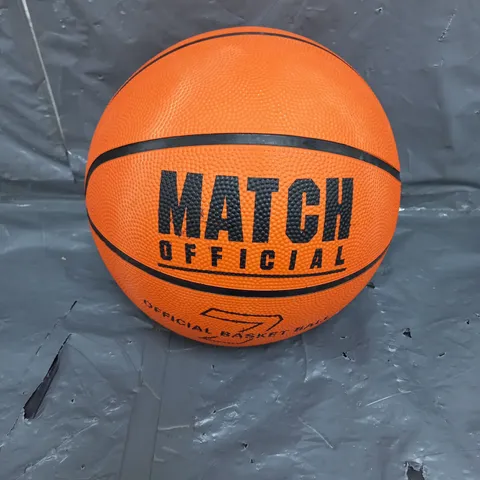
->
87, 30, 398, 173
91, 232, 384, 346
86, 145, 400, 292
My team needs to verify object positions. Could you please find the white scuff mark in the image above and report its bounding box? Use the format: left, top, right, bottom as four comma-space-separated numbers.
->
19, 0, 70, 165
215, 403, 238, 414
399, 207, 427, 212
299, 417, 334, 449
169, 346, 200, 353
158, 424, 190, 432
13, 420, 98, 480
142, 381, 161, 401
160, 446, 179, 455
365, 390, 412, 407
400, 206, 480, 214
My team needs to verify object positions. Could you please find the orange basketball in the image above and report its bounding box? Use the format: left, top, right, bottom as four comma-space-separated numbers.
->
85, 26, 400, 347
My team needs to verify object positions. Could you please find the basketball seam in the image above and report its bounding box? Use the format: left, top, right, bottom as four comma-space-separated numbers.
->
87, 213, 390, 299
85, 133, 400, 191
155, 261, 346, 278
112, 30, 357, 100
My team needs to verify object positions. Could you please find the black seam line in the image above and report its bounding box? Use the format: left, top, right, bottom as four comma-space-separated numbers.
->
88, 213, 389, 299
85, 133, 400, 192
201, 309, 284, 330
202, 337, 255, 345
200, 314, 283, 332
157, 261, 346, 278
201, 317, 261, 325
201, 308, 283, 319
113, 30, 355, 100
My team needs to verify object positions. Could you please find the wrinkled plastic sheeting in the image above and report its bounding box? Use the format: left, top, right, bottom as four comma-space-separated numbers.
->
0, 2, 71, 181
0, 1, 480, 479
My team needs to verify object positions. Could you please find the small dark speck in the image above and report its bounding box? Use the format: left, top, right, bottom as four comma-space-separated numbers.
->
403, 328, 412, 338
211, 364, 215, 369
202, 432, 206, 436
81, 465, 85, 470
367, 282, 376, 289
242, 442, 248, 449
438, 352, 445, 357
70, 398, 75, 403
342, 352, 351, 360
340, 336, 347, 340
375, 7, 383, 14
212, 409, 216, 414
475, 313, 480, 318
466, 319, 470, 324
250, 459, 255, 464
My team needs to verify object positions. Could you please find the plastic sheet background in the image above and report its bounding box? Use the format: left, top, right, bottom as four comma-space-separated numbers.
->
1, 1, 479, 479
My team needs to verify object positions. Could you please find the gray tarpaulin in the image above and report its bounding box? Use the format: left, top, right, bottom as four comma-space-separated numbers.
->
1, 1, 479, 479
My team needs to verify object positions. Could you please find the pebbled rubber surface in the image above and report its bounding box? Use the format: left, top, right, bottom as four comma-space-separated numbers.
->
86, 27, 400, 346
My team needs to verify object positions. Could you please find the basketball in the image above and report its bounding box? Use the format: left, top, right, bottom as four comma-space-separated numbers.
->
85, 26, 401, 347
